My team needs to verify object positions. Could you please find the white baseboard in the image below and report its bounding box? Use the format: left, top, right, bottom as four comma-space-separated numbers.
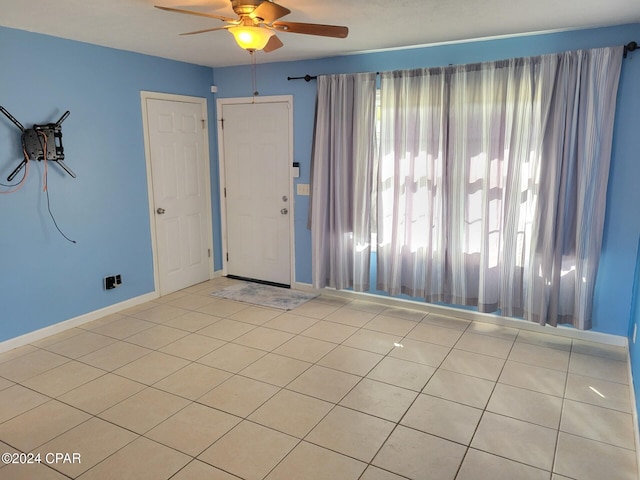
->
290, 281, 640, 468
292, 282, 319, 292
294, 284, 628, 348
0, 291, 158, 354
3, 280, 629, 352
1, 274, 228, 355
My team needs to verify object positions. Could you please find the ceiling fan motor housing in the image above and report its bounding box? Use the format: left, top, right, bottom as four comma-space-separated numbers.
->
231, 0, 267, 18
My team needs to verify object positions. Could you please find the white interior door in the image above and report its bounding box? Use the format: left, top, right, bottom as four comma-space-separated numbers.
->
221, 100, 292, 286
144, 95, 213, 295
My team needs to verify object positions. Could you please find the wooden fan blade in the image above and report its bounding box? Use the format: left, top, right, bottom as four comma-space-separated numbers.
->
155, 5, 236, 23
179, 26, 231, 35
271, 21, 348, 38
263, 35, 284, 53
251, 1, 290, 23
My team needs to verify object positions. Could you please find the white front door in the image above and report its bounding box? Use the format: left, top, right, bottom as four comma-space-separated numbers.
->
143, 94, 213, 295
220, 99, 292, 286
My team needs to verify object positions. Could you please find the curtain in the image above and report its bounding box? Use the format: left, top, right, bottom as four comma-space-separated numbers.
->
377, 59, 542, 311
376, 68, 448, 299
309, 72, 377, 290
446, 58, 543, 316
527, 47, 623, 328
376, 46, 623, 329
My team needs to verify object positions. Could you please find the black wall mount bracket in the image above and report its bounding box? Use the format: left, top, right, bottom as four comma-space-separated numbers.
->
0, 106, 75, 182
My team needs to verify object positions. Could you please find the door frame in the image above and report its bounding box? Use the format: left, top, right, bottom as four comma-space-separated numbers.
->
141, 91, 215, 295
216, 95, 295, 285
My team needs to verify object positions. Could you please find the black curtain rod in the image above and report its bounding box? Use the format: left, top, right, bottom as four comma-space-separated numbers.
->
624, 41, 638, 58
287, 72, 381, 82
287, 75, 317, 82
289, 42, 638, 82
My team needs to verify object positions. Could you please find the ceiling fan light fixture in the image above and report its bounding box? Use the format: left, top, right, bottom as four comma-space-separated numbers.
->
229, 25, 274, 51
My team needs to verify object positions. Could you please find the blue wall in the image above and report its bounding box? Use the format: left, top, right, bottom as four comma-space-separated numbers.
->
212, 23, 640, 336
1, 23, 639, 344
628, 237, 640, 427
0, 27, 217, 342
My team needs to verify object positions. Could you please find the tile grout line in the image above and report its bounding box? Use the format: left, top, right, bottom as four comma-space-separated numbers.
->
0, 281, 636, 480
451, 322, 511, 479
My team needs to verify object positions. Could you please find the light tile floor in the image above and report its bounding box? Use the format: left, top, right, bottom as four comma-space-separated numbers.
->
0, 276, 637, 480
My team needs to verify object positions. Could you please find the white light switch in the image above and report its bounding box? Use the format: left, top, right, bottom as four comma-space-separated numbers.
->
297, 183, 310, 196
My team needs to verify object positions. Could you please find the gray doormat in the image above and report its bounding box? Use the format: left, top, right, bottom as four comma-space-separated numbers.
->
210, 282, 318, 310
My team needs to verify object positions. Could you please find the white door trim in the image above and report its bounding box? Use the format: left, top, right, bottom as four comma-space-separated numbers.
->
216, 95, 295, 285
141, 91, 215, 295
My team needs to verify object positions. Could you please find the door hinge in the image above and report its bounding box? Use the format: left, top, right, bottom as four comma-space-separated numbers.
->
226, 252, 229, 262
202, 119, 206, 129
208, 248, 211, 258
220, 117, 224, 130
224, 187, 227, 198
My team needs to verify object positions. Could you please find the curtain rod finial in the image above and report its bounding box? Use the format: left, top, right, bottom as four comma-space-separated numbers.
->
624, 41, 638, 58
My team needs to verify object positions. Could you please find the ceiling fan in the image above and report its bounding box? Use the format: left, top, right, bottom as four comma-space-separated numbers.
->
155, 0, 349, 52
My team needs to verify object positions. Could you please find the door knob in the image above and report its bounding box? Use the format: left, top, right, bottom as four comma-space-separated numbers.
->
156, 208, 165, 214
282, 195, 288, 202
280, 208, 288, 215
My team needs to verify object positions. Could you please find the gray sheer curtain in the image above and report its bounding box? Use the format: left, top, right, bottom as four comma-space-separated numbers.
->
377, 59, 542, 310
527, 47, 623, 328
376, 47, 623, 329
376, 67, 448, 300
309, 72, 377, 290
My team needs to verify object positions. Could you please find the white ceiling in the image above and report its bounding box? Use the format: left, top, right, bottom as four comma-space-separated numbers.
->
1, 0, 639, 68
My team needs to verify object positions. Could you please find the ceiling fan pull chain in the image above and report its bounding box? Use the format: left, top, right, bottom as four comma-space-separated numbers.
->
251, 51, 259, 101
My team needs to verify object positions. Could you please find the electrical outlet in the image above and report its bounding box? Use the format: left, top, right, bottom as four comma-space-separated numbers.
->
104, 274, 122, 290
297, 183, 310, 196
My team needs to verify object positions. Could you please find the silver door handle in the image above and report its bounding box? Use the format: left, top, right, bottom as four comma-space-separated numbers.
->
156, 208, 165, 214
281, 208, 288, 215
